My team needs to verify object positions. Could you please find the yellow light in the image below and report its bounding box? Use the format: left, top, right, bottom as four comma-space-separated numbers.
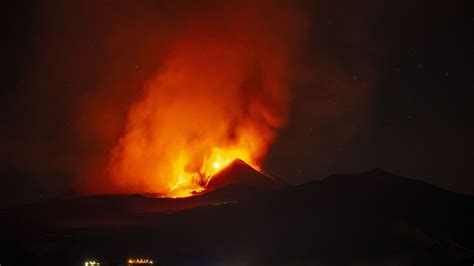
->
213, 161, 221, 169
128, 258, 154, 264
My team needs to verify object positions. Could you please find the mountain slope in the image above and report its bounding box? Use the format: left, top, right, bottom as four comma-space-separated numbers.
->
0, 169, 473, 265
206, 159, 284, 191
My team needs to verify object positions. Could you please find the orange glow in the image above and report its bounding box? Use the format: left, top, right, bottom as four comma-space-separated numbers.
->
99, 1, 307, 197
167, 147, 261, 197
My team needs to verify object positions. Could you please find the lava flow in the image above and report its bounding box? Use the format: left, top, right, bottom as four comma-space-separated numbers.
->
167, 151, 261, 197
99, 1, 307, 197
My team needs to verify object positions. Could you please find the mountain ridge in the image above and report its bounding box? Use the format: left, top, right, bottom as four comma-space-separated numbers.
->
1, 168, 473, 265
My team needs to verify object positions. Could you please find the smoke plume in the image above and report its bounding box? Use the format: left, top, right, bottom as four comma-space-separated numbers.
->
1, 0, 377, 197
101, 1, 308, 195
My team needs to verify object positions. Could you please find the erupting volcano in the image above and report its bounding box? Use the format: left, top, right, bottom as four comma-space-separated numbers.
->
98, 2, 306, 197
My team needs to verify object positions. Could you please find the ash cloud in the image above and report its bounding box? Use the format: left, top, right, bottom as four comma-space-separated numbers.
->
1, 0, 377, 196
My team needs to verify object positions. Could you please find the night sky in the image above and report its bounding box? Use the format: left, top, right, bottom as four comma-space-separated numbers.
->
1, 0, 472, 206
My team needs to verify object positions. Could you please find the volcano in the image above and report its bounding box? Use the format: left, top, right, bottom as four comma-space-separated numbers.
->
205, 159, 285, 191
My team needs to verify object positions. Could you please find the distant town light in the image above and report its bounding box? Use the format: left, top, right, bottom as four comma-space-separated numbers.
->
128, 258, 154, 264
85, 261, 100, 266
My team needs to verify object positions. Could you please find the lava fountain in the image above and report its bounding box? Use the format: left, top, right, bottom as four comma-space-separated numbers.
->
104, 1, 307, 197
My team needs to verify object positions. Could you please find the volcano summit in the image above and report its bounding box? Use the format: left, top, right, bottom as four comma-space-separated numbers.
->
204, 159, 285, 192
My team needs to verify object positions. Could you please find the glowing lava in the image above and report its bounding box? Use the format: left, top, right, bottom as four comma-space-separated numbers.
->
99, 1, 306, 197
167, 149, 261, 197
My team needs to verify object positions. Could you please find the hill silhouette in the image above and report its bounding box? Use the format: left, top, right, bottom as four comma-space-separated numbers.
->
0, 169, 473, 265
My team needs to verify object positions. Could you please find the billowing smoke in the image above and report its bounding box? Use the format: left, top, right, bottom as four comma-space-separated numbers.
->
100, 1, 308, 196
2, 0, 376, 197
